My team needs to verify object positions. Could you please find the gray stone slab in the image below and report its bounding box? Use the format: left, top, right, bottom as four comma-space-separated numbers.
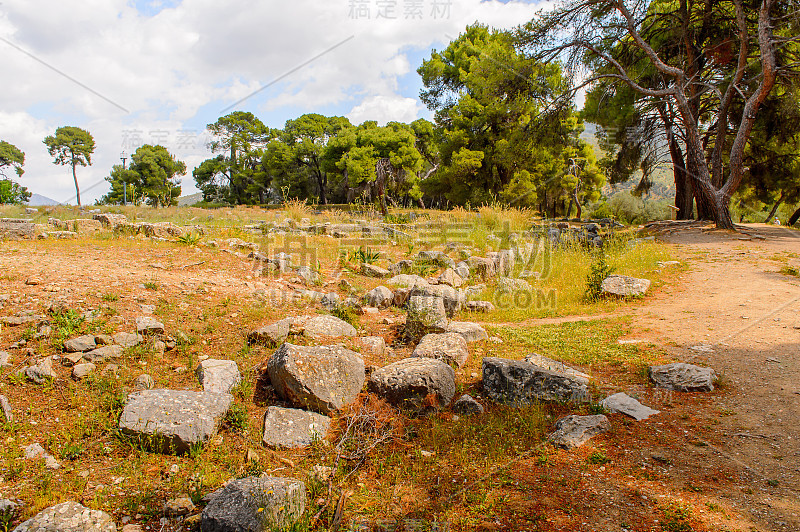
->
649, 363, 717, 392
482, 357, 590, 405
601, 392, 660, 421
197, 359, 241, 394
118, 389, 233, 454
12, 501, 115, 532
201, 476, 305, 532
548, 414, 610, 449
261, 406, 331, 448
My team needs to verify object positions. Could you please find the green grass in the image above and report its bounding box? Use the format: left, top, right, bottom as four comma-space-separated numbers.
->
469, 237, 676, 322
780, 265, 800, 277
487, 317, 666, 372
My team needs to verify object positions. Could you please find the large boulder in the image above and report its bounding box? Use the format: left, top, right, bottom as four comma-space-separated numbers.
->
468, 257, 496, 280
412, 333, 469, 368
262, 406, 331, 448
437, 268, 463, 288
387, 274, 429, 290
601, 275, 651, 298
267, 343, 365, 414
366, 286, 393, 309
201, 476, 306, 532
524, 353, 591, 384
406, 295, 448, 333
368, 357, 456, 411
444, 321, 488, 342
292, 315, 356, 339
482, 357, 590, 405
93, 213, 128, 229
118, 389, 233, 454
197, 359, 241, 394
413, 285, 464, 317
548, 415, 610, 449
248, 318, 291, 346
12, 501, 115, 532
648, 363, 717, 392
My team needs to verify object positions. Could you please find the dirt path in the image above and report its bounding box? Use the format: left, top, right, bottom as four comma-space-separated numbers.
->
624, 224, 800, 531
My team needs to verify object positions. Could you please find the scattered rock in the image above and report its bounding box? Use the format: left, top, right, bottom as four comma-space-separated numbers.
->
261, 406, 331, 448
0, 394, 12, 422
548, 415, 610, 449
368, 357, 456, 411
366, 286, 393, 309
320, 292, 340, 310
444, 321, 488, 342
71, 363, 97, 380
482, 357, 590, 405
64, 335, 97, 353
357, 336, 386, 356
12, 501, 115, 532
412, 333, 469, 368
452, 394, 484, 416
387, 274, 429, 290
524, 353, 591, 384
295, 266, 319, 285
133, 374, 155, 391
95, 334, 114, 346
601, 275, 651, 298
361, 263, 390, 278
23, 443, 60, 469
601, 393, 660, 421
164, 495, 196, 517
83, 345, 124, 363
0, 350, 10, 368
468, 257, 496, 280
248, 318, 291, 346
118, 389, 233, 454
267, 343, 365, 415
136, 316, 164, 335
437, 268, 463, 288
201, 476, 306, 532
406, 295, 448, 332
311, 465, 333, 483
648, 363, 718, 392
197, 359, 241, 394
25, 357, 56, 384
113, 332, 142, 348
465, 300, 495, 313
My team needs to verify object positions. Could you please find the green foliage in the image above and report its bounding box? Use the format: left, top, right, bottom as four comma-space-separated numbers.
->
586, 450, 609, 465
102, 145, 184, 207
51, 308, 85, 342
659, 502, 695, 532
0, 179, 30, 204
143, 281, 159, 290
223, 403, 249, 433
197, 112, 272, 204
584, 249, 615, 301
330, 306, 360, 328
43, 126, 95, 207
417, 24, 602, 213
781, 266, 800, 278
607, 191, 671, 224
350, 246, 380, 265
177, 233, 202, 246
0, 142, 26, 204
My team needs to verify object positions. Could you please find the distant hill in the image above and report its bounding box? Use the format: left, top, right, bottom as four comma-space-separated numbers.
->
26, 193, 60, 206
177, 192, 203, 207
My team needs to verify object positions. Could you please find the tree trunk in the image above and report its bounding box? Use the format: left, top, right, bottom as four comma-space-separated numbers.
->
763, 191, 786, 223
72, 160, 81, 208
788, 205, 800, 226
316, 171, 327, 205
667, 127, 693, 219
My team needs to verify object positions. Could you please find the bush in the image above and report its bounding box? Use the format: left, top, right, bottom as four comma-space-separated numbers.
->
584, 249, 615, 301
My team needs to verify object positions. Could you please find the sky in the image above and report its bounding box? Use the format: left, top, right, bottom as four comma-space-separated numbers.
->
0, 0, 549, 204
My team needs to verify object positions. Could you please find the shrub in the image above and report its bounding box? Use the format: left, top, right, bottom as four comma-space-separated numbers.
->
584, 249, 615, 301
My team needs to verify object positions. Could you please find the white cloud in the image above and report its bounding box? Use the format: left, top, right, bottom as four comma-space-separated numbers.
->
347, 94, 422, 126
0, 0, 547, 202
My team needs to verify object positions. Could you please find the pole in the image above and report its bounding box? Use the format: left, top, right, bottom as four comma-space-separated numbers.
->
120, 151, 128, 206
